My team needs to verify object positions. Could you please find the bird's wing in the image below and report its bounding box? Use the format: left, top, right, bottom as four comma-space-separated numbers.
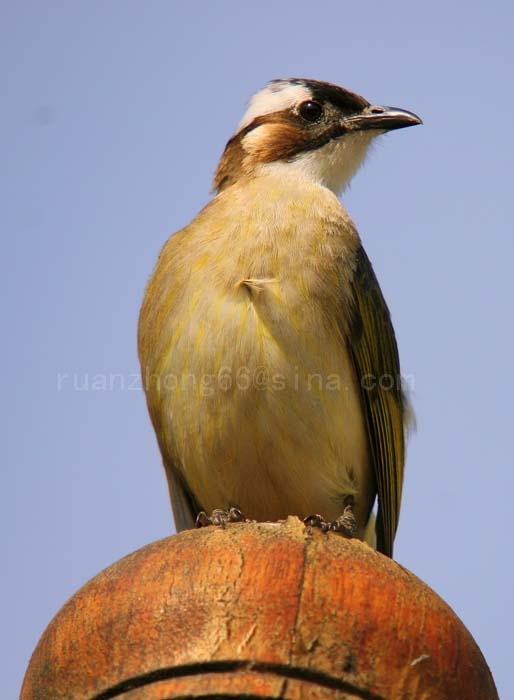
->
349, 246, 405, 557
138, 223, 202, 533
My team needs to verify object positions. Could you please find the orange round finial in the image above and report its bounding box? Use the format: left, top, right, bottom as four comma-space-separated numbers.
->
21, 518, 498, 699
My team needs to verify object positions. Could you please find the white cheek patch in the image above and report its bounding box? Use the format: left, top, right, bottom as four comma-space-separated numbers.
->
238, 81, 312, 131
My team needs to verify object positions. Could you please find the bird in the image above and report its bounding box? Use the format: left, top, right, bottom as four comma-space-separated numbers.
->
138, 78, 421, 558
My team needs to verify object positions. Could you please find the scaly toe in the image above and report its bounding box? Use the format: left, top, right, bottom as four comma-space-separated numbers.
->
195, 507, 248, 528
303, 514, 332, 532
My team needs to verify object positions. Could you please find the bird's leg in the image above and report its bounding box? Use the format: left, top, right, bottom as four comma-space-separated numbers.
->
303, 496, 357, 537
195, 507, 247, 528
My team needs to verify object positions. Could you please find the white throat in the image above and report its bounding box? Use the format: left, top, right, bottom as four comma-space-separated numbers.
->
253, 130, 377, 194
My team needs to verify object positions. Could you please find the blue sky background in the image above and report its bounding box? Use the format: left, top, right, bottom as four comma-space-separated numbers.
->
3, 2, 513, 697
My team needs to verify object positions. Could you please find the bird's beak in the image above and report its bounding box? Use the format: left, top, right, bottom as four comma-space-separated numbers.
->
344, 105, 422, 132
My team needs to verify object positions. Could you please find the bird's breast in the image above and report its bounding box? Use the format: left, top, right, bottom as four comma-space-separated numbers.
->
141, 175, 372, 524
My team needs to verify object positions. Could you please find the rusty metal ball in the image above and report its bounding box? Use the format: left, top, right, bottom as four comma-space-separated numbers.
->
21, 518, 498, 699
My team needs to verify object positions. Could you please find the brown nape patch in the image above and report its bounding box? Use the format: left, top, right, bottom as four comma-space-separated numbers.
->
213, 134, 247, 192
248, 121, 320, 163
213, 112, 348, 193
213, 112, 292, 192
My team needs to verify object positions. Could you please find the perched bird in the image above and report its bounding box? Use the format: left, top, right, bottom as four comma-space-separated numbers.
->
138, 78, 421, 557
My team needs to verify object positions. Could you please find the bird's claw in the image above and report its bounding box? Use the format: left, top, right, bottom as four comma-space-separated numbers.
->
303, 503, 357, 538
195, 507, 247, 528
332, 504, 358, 536
303, 513, 332, 532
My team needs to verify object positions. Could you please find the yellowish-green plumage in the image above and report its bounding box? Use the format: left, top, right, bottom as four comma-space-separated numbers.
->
138, 78, 419, 557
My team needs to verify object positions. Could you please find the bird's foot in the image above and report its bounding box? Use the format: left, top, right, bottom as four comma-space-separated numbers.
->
332, 502, 358, 536
304, 498, 357, 538
195, 507, 247, 529
303, 513, 332, 532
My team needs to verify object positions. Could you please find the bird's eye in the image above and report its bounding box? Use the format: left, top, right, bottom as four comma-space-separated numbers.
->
298, 100, 323, 122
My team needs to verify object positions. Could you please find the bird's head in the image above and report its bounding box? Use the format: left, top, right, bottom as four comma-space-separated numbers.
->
213, 78, 421, 194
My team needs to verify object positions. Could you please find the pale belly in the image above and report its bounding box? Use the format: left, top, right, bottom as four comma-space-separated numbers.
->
159, 280, 373, 531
